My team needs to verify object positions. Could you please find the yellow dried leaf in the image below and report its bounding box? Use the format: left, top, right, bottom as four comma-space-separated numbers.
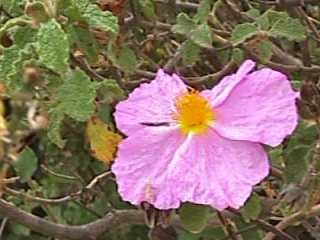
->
0, 100, 5, 116
86, 116, 122, 164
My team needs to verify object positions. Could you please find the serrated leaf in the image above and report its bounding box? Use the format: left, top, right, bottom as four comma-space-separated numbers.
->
86, 116, 122, 163
56, 69, 97, 121
231, 23, 258, 46
241, 193, 262, 222
108, 44, 138, 73
285, 145, 310, 183
83, 4, 118, 35
181, 40, 201, 65
48, 110, 65, 148
190, 23, 212, 48
179, 203, 210, 233
37, 19, 70, 72
13, 147, 38, 182
172, 13, 196, 35
193, 0, 213, 23
269, 17, 306, 42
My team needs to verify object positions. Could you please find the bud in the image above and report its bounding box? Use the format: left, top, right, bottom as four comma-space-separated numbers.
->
25, 2, 49, 24
24, 67, 41, 84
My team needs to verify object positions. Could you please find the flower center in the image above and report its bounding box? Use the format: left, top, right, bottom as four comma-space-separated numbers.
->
174, 90, 214, 134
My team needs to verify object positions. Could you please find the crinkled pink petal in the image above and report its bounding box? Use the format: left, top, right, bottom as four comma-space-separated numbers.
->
114, 69, 187, 136
202, 60, 256, 107
169, 129, 269, 210
212, 67, 298, 147
112, 126, 269, 210
111, 127, 187, 209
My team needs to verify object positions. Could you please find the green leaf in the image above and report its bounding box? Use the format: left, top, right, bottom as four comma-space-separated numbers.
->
108, 44, 138, 73
0, 47, 20, 88
56, 69, 97, 121
138, 0, 156, 20
172, 13, 196, 35
269, 17, 306, 42
83, 4, 118, 35
231, 23, 258, 46
48, 110, 65, 148
10, 26, 36, 47
193, 0, 213, 23
181, 40, 201, 65
99, 79, 125, 103
241, 193, 262, 222
67, 25, 99, 65
179, 203, 210, 233
246, 8, 260, 19
190, 23, 212, 48
285, 145, 310, 183
37, 19, 70, 72
14, 147, 38, 182
232, 48, 245, 64
258, 39, 273, 62
266, 10, 288, 26
0, 45, 33, 93
0, 0, 26, 16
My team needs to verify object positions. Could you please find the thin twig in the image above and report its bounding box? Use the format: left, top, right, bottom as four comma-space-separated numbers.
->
0, 198, 144, 240
0, 218, 7, 240
4, 171, 111, 205
263, 203, 320, 240
0, 177, 19, 184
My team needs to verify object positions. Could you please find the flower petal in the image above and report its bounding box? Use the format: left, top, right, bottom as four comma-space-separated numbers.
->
114, 70, 187, 136
169, 129, 269, 210
202, 60, 256, 107
212, 68, 298, 147
112, 126, 269, 210
112, 126, 187, 209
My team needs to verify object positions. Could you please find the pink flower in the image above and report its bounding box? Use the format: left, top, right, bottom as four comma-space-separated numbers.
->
112, 60, 298, 210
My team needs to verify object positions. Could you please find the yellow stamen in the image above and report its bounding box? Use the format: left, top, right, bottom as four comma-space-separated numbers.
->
174, 90, 214, 134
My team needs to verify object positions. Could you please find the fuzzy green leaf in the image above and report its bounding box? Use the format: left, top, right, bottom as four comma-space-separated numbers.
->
83, 4, 118, 35
193, 0, 213, 23
231, 23, 258, 46
241, 193, 262, 222
258, 39, 273, 62
269, 17, 306, 42
190, 23, 212, 48
56, 69, 97, 121
172, 13, 196, 35
37, 19, 70, 72
99, 79, 125, 103
108, 44, 138, 73
179, 203, 210, 233
285, 145, 310, 183
138, 0, 156, 20
48, 110, 65, 148
14, 147, 38, 182
0, 45, 32, 93
181, 40, 201, 65
68, 25, 99, 65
